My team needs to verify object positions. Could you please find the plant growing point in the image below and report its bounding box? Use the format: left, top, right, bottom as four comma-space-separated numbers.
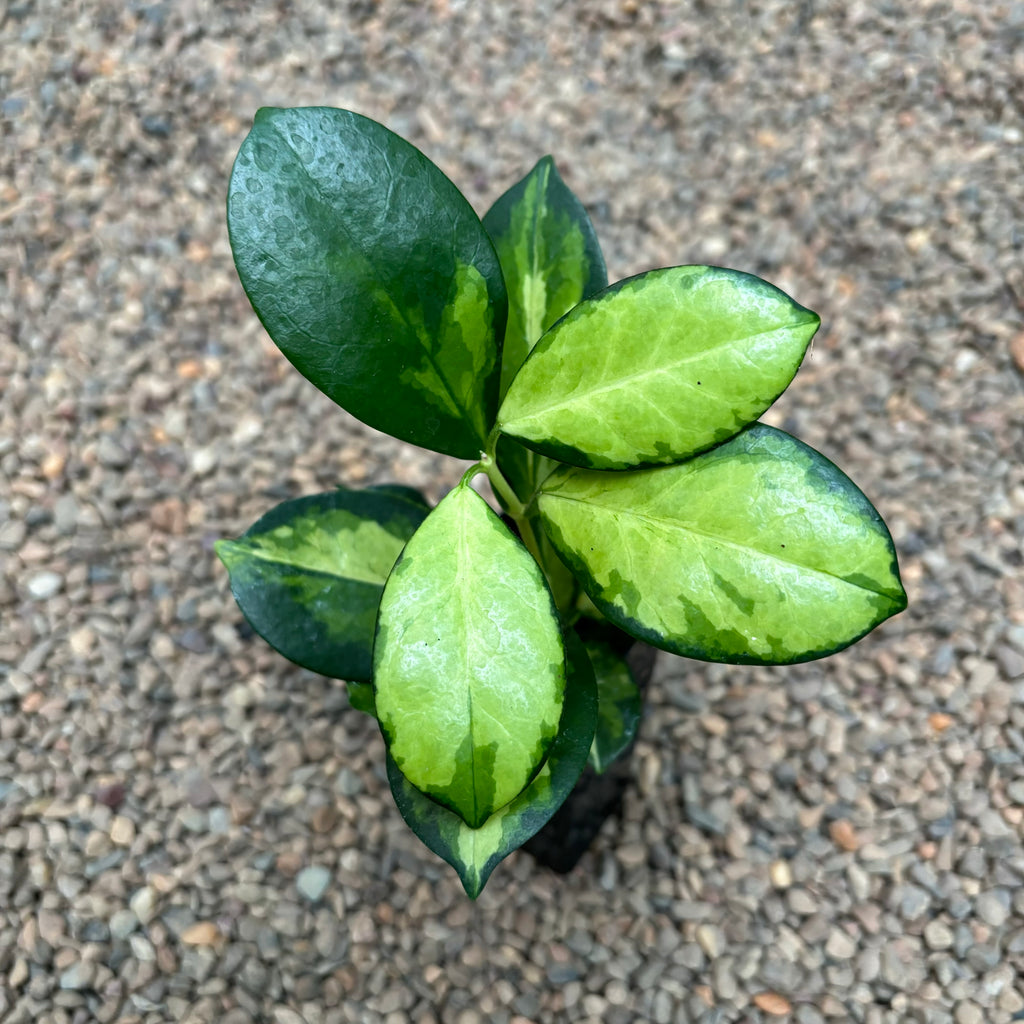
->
217, 106, 907, 896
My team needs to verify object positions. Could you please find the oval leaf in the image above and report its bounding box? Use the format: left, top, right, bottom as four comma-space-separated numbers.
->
498, 266, 820, 469
228, 106, 507, 459
483, 156, 607, 397
374, 482, 565, 829
386, 631, 597, 897
538, 425, 908, 664
215, 486, 430, 682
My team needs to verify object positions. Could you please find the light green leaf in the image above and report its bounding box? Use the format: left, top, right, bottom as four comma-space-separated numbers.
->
215, 486, 430, 682
374, 482, 565, 829
538, 425, 908, 664
483, 156, 607, 397
498, 266, 820, 469
228, 106, 507, 459
386, 631, 598, 897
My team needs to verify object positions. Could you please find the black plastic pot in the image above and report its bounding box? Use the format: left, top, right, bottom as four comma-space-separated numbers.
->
524, 641, 657, 873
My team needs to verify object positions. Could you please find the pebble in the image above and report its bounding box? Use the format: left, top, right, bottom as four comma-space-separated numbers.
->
26, 571, 63, 600
181, 922, 222, 946
58, 960, 96, 991
109, 815, 136, 846
923, 920, 954, 950
129, 886, 158, 925
975, 889, 1010, 927
4, 5, 1024, 1024
825, 928, 858, 960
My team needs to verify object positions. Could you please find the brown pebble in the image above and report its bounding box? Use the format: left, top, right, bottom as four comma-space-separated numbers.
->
829, 819, 860, 852
181, 921, 222, 946
753, 991, 792, 1015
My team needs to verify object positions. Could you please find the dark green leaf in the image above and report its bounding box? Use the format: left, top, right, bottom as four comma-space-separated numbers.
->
499, 266, 820, 469
228, 106, 507, 459
538, 425, 908, 664
575, 623, 643, 774
345, 680, 375, 715
374, 482, 565, 829
386, 631, 598, 897
215, 485, 429, 682
483, 156, 607, 397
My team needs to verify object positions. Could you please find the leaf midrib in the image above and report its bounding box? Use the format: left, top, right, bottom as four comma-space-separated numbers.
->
540, 492, 897, 601
223, 539, 392, 587
503, 317, 812, 426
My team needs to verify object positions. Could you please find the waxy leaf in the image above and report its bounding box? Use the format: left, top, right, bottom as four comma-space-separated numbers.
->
538, 425, 907, 664
483, 156, 607, 397
498, 266, 820, 469
386, 631, 598, 897
374, 482, 565, 829
228, 106, 507, 459
581, 629, 643, 775
215, 486, 430, 682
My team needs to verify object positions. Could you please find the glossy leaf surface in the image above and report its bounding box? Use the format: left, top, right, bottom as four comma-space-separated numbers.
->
386, 632, 597, 897
374, 482, 565, 828
499, 266, 820, 469
539, 425, 907, 664
483, 156, 607, 397
228, 106, 507, 459
582, 631, 643, 774
215, 486, 430, 682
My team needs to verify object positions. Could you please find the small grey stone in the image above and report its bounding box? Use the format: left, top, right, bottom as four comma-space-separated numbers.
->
184, 771, 218, 808
899, 884, 931, 920
965, 943, 1001, 972
975, 888, 1010, 927
26, 571, 63, 600
109, 908, 138, 940
957, 847, 987, 878
59, 960, 96, 991
334, 767, 363, 796
296, 865, 331, 902
208, 805, 231, 833
923, 920, 954, 950
129, 933, 156, 961
97, 436, 130, 469
547, 962, 580, 984
54, 494, 78, 534
996, 646, 1024, 679
129, 886, 158, 924
825, 927, 857, 959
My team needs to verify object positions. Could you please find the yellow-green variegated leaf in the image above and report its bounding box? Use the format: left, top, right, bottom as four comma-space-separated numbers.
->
538, 425, 907, 664
228, 107, 507, 459
386, 631, 597, 897
483, 156, 607, 397
374, 482, 565, 829
215, 486, 430, 683
498, 266, 820, 469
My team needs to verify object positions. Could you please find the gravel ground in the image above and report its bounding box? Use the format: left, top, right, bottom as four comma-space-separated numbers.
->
2, 1, 1024, 1022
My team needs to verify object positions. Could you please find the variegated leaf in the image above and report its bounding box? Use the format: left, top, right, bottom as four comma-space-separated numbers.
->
538, 425, 907, 664
374, 482, 565, 829
386, 631, 598, 897
228, 106, 507, 459
215, 485, 430, 682
499, 266, 820, 469
483, 155, 607, 397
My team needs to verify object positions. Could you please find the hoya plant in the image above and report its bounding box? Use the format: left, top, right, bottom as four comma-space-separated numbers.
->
217, 107, 907, 897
